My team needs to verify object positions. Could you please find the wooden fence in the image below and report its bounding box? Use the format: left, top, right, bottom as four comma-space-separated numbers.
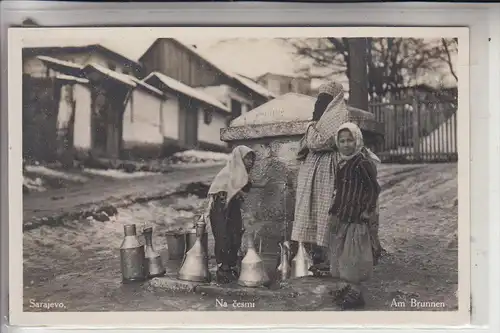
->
369, 95, 458, 163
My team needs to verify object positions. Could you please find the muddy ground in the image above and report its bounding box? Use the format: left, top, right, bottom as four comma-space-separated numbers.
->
23, 163, 458, 312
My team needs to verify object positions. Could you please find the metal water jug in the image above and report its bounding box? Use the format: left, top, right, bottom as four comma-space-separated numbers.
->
120, 224, 147, 283
177, 219, 211, 283
143, 226, 166, 278
185, 227, 209, 254
238, 231, 270, 288
291, 241, 313, 278
276, 240, 291, 281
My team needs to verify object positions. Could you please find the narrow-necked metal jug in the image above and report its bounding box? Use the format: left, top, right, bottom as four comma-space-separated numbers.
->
276, 240, 291, 281
177, 218, 211, 283
291, 241, 313, 278
143, 226, 166, 278
238, 231, 270, 288
120, 224, 147, 283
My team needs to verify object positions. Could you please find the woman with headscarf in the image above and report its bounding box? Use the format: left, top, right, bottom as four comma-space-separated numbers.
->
291, 81, 351, 265
204, 145, 259, 284
328, 122, 381, 310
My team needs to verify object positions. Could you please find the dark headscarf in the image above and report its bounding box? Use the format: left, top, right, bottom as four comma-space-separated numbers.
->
312, 93, 334, 121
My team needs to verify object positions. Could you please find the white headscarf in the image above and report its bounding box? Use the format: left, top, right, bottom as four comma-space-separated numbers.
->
335, 122, 381, 164
207, 145, 255, 207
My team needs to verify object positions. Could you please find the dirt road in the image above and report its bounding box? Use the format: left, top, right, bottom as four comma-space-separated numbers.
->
23, 165, 222, 229
22, 163, 458, 312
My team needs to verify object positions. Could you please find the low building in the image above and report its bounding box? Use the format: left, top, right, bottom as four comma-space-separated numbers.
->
143, 72, 231, 152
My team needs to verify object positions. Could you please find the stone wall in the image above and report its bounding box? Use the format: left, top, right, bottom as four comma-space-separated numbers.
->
226, 134, 303, 254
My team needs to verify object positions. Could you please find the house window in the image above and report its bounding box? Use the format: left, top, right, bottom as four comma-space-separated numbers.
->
108, 62, 116, 71
122, 64, 131, 75
203, 109, 213, 125
230, 99, 242, 119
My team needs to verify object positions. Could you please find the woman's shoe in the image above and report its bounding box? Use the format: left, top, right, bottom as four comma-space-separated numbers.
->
339, 288, 366, 310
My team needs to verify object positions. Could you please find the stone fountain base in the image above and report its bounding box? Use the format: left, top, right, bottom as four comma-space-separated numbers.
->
147, 253, 347, 300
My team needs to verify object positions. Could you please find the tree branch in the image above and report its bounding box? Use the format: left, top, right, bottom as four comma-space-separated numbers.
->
441, 38, 459, 82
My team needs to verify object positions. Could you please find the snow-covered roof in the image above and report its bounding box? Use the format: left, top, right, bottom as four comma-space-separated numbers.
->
82, 63, 137, 87
27, 44, 142, 69
233, 74, 276, 99
257, 71, 310, 80
143, 72, 230, 113
193, 85, 229, 105
83, 64, 166, 97
174, 40, 275, 100
55, 74, 89, 84
128, 76, 164, 97
37, 55, 84, 70
36, 55, 84, 77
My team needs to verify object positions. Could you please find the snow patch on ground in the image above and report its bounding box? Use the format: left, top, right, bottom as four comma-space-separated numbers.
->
175, 150, 229, 161
23, 165, 91, 193
170, 150, 229, 165
83, 168, 159, 179
23, 177, 46, 193
25, 165, 89, 182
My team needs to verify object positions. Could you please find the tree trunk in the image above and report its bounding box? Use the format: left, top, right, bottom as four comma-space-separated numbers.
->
347, 38, 369, 111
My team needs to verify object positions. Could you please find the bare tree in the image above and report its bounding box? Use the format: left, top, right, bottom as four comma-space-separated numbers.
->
289, 37, 458, 101
440, 38, 458, 82
347, 38, 369, 110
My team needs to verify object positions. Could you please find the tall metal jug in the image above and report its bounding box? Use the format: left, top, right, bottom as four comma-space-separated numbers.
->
276, 240, 291, 281
238, 231, 270, 288
143, 226, 166, 278
120, 224, 147, 283
291, 241, 313, 278
177, 218, 211, 283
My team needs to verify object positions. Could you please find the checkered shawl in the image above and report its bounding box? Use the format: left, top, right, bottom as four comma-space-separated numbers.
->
291, 93, 350, 247
315, 93, 350, 140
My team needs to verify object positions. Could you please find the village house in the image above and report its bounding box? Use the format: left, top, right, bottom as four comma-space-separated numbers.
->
22, 56, 139, 162
142, 72, 231, 153
256, 72, 312, 97
22, 44, 234, 162
138, 38, 275, 120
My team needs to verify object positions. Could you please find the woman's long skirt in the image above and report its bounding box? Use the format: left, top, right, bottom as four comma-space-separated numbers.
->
291, 151, 338, 248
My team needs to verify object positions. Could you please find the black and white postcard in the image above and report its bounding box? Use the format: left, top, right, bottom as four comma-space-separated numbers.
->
8, 26, 470, 327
